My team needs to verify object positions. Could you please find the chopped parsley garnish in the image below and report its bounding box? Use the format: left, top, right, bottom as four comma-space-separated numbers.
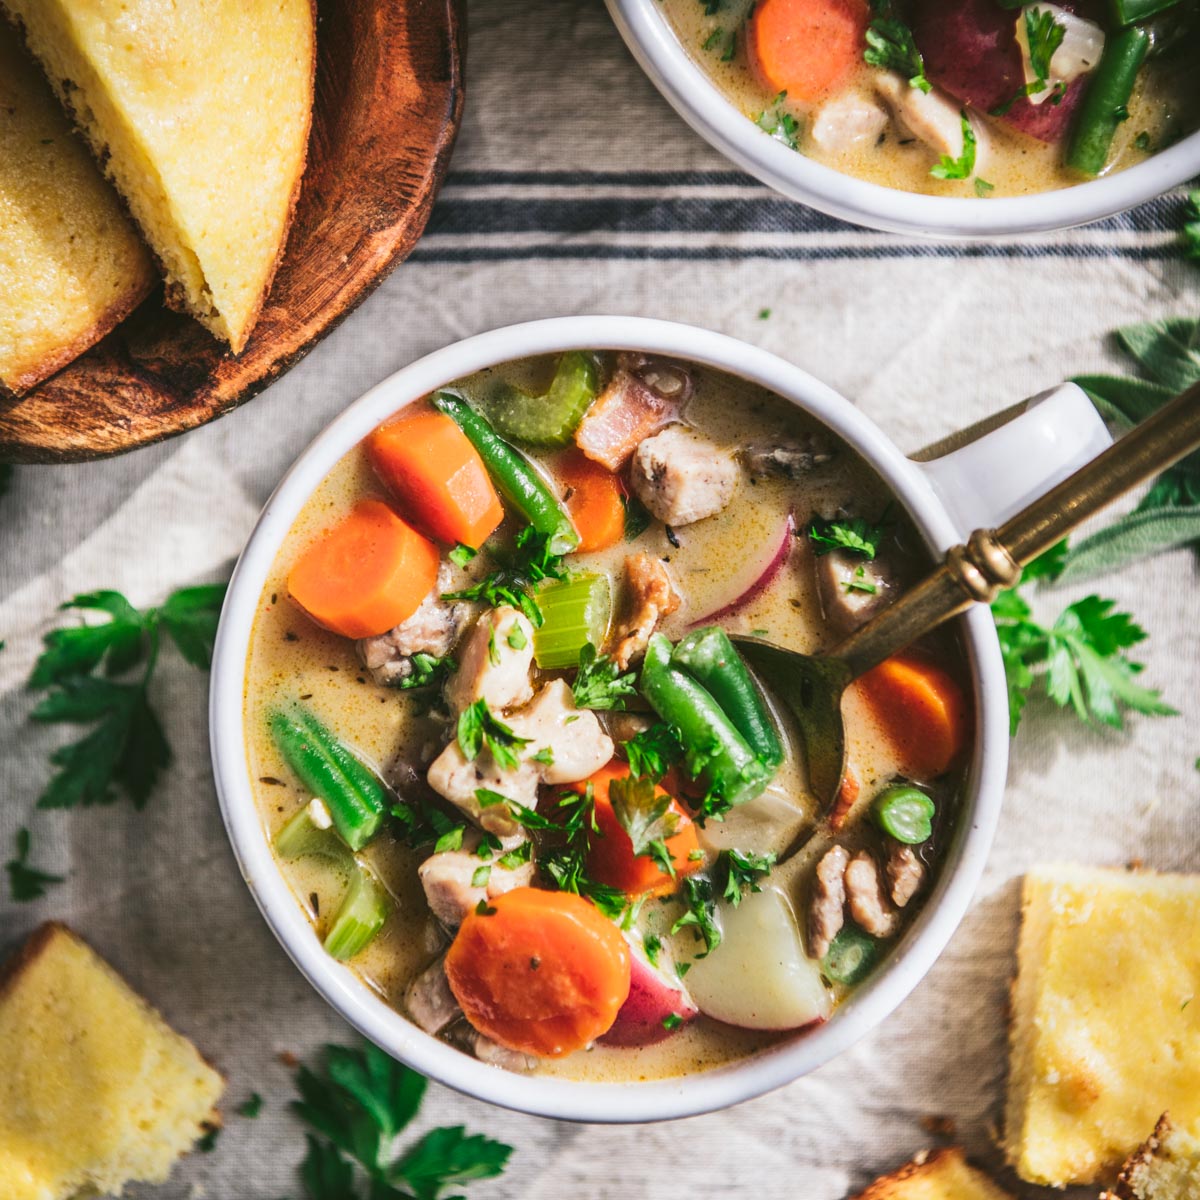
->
992, 546, 1176, 734
398, 652, 456, 691
807, 515, 884, 559
27, 585, 224, 809
434, 824, 466, 854
930, 112, 977, 180
755, 91, 801, 151
662, 1013, 684, 1031
609, 774, 680, 879
623, 721, 685, 782
506, 624, 528, 651
621, 494, 653, 542
863, 16, 930, 93
236, 1093, 264, 1119
475, 899, 498, 916
5, 828, 65, 901
474, 787, 510, 809
643, 933, 663, 967
457, 700, 530, 770
992, 7, 1065, 116
572, 642, 639, 711
443, 525, 565, 627
843, 566, 878, 594
497, 841, 533, 870
472, 864, 492, 887
531, 746, 555, 766
975, 177, 995, 197
671, 874, 721, 956
718, 848, 776, 906
449, 543, 477, 569
1184, 190, 1200, 261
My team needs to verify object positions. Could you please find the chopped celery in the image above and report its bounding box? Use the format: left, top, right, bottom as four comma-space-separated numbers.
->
532, 572, 612, 668
274, 807, 354, 870
324, 865, 390, 960
482, 352, 599, 447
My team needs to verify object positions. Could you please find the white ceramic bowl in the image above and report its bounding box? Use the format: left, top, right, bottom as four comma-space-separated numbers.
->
606, 0, 1200, 238
210, 316, 1110, 1121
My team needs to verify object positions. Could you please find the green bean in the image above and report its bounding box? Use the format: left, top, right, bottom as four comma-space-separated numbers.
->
872, 784, 935, 845
821, 925, 877, 986
640, 634, 768, 812
1109, 0, 1179, 26
269, 706, 386, 851
431, 391, 579, 555
672, 626, 784, 774
1065, 27, 1150, 178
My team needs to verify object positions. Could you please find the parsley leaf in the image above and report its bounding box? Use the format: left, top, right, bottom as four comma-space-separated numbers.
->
456, 700, 530, 771
443, 525, 565, 627
571, 642, 638, 710
991, 558, 1175, 734
671, 874, 721, 956
1185, 190, 1200, 261
291, 1042, 511, 1200
5, 827, 65, 901
609, 774, 680, 878
863, 17, 930, 92
623, 721, 684, 782
930, 112, 977, 180
397, 653, 457, 691
755, 91, 801, 150
621, 494, 653, 542
717, 848, 776, 905
807, 516, 884, 559
237, 1093, 264, 1118
25, 586, 224, 809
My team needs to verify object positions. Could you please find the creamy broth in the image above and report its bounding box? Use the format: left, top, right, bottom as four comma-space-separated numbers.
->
660, 0, 1199, 198
244, 356, 970, 1083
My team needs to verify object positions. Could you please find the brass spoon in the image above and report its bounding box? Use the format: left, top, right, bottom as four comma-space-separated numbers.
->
735, 383, 1200, 812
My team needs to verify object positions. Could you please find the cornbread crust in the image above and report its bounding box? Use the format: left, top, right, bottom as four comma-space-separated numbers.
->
1, 0, 316, 354
0, 922, 224, 1200
0, 28, 153, 395
1005, 865, 1200, 1188
1103, 1115, 1200, 1200
851, 1148, 1016, 1200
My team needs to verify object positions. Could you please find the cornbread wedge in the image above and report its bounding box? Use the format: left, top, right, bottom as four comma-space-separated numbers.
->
850, 1148, 1015, 1200
1, 0, 316, 354
0, 26, 153, 395
1104, 1115, 1200, 1200
1006, 865, 1200, 1188
0, 922, 224, 1200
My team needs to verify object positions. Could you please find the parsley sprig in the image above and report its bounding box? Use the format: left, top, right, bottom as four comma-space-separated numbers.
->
456, 700, 530, 771
27, 585, 225, 808
991, 545, 1175, 734
442, 525, 564, 627
992, 6, 1066, 115
671, 849, 777, 957
754, 91, 801, 151
572, 642, 638, 710
623, 721, 685, 782
5, 828, 65, 901
864, 16, 931, 93
930, 112, 978, 180
609, 774, 680, 880
807, 515, 885, 559
291, 1043, 511, 1200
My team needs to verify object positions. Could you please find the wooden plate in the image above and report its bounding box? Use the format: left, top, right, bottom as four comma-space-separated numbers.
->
0, 0, 464, 464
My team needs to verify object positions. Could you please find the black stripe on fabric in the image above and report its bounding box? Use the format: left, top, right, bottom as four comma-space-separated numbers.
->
409, 243, 1184, 263
444, 169, 755, 187
424, 195, 1179, 237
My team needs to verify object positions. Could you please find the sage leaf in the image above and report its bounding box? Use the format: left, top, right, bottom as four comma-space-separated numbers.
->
1116, 319, 1200, 393
1059, 506, 1200, 583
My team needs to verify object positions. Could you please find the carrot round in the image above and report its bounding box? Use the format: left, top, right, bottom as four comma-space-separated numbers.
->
857, 654, 971, 781
557, 450, 625, 554
573, 763, 701, 897
367, 406, 504, 549
445, 888, 631, 1057
747, 0, 869, 104
287, 499, 439, 639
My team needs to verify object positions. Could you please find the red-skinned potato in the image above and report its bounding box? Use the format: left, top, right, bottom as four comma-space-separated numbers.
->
912, 0, 1095, 143
599, 944, 697, 1047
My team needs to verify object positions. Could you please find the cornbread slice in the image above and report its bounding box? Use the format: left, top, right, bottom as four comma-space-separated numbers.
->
1104, 1115, 1200, 1200
851, 1148, 1016, 1200
2, 0, 316, 353
0, 922, 224, 1200
0, 26, 153, 395
1005, 865, 1200, 1188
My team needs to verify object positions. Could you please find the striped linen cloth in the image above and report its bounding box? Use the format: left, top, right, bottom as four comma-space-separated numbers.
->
0, 1, 1196, 1197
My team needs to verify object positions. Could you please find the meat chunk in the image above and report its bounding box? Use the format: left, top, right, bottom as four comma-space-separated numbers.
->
630, 425, 740, 528
814, 548, 895, 637
426, 740, 539, 838
845, 850, 900, 939
406, 957, 460, 1034
469, 1031, 537, 1071
810, 89, 889, 153
612, 552, 681, 670
741, 434, 835, 481
357, 562, 467, 687
575, 369, 676, 471
505, 679, 614, 784
874, 73, 992, 176
444, 606, 534, 715
418, 831, 535, 927
808, 844, 849, 961
886, 840, 927, 909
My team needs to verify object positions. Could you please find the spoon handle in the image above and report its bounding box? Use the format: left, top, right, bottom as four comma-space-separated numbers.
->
836, 381, 1200, 679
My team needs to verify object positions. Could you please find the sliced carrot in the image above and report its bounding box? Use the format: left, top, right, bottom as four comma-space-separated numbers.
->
747, 0, 869, 104
556, 450, 625, 554
445, 887, 631, 1058
829, 766, 860, 832
857, 654, 971, 781
287, 499, 439, 639
571, 763, 701, 897
367, 406, 504, 548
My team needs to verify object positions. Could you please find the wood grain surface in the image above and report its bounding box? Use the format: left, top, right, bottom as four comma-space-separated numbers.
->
0, 0, 465, 464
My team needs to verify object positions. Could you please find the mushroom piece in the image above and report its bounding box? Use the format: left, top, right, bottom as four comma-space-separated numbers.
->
406, 957, 461, 1035
741, 434, 836, 481
813, 548, 896, 637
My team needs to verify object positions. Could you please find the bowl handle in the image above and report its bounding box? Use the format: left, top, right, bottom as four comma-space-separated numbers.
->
914, 383, 1112, 538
